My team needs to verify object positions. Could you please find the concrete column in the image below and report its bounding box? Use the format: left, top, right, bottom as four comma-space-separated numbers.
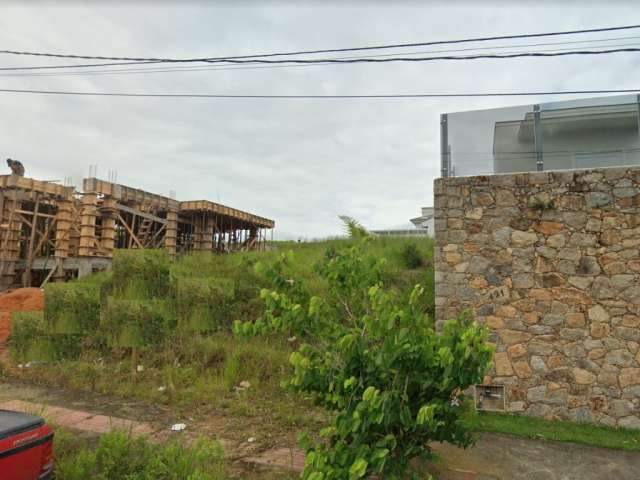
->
78, 194, 98, 256
0, 193, 22, 290
164, 209, 178, 259
202, 216, 214, 252
100, 198, 117, 257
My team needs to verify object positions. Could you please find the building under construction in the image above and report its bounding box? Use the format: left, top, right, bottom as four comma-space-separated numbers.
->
0, 174, 275, 291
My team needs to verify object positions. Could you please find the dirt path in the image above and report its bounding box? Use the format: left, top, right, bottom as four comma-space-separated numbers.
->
0, 380, 638, 479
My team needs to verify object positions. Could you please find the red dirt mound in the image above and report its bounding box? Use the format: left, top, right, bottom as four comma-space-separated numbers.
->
0, 288, 44, 343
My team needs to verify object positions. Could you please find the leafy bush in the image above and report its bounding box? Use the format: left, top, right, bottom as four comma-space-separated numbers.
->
174, 277, 235, 332
111, 249, 171, 299
235, 240, 493, 479
9, 311, 45, 361
9, 311, 83, 361
44, 283, 102, 335
54, 429, 225, 480
102, 298, 173, 349
400, 243, 423, 269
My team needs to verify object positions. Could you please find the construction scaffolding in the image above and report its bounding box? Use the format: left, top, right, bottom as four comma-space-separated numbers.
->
0, 174, 275, 291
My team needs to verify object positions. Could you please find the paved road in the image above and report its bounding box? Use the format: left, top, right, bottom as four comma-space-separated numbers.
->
432, 432, 640, 480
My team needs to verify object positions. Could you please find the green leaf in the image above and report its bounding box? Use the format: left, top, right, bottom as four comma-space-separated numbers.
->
349, 458, 368, 479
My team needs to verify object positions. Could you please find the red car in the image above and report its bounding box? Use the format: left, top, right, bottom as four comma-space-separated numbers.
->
0, 409, 54, 480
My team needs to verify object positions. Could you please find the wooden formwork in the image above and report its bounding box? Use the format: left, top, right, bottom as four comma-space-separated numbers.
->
0, 175, 274, 291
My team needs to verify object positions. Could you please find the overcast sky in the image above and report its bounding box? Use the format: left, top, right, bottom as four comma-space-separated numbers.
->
1, 1, 639, 239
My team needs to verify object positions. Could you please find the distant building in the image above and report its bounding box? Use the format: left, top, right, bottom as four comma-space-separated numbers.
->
371, 207, 433, 237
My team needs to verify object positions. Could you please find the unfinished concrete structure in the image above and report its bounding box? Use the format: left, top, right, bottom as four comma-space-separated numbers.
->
0, 174, 274, 291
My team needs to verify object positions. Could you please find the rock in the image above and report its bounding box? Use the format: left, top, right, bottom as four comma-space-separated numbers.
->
578, 256, 601, 275
568, 276, 592, 290
605, 349, 635, 367
541, 313, 564, 326
619, 368, 640, 388
525, 403, 551, 418
546, 234, 566, 248
557, 248, 580, 261
468, 256, 491, 274
569, 233, 597, 247
513, 360, 533, 379
492, 227, 512, 247
530, 356, 547, 373
507, 401, 525, 412
495, 190, 518, 206
609, 399, 632, 418
588, 305, 610, 322
569, 407, 593, 423
507, 343, 527, 358
585, 192, 613, 208
618, 416, 640, 429
498, 330, 532, 345
534, 221, 564, 235
603, 262, 627, 275
615, 327, 640, 342
511, 231, 539, 247
573, 368, 596, 384
542, 273, 565, 287
566, 312, 586, 328
471, 192, 494, 206
512, 273, 534, 289
494, 352, 514, 376
527, 385, 547, 402
590, 323, 611, 339
465, 207, 484, 220
560, 328, 586, 340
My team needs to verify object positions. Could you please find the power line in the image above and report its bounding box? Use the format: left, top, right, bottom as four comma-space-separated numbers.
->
4, 32, 640, 72
147, 48, 640, 65
0, 87, 636, 99
4, 41, 640, 77
1, 24, 639, 65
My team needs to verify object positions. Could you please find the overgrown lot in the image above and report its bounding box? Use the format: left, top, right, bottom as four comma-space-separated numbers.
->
6, 238, 438, 451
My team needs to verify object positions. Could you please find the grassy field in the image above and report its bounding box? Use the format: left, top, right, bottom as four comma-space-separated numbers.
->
478, 411, 640, 452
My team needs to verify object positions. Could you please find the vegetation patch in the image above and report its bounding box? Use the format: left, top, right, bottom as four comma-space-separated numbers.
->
53, 428, 226, 480
478, 411, 640, 452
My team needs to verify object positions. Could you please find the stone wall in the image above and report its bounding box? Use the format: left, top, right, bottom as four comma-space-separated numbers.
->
434, 166, 640, 429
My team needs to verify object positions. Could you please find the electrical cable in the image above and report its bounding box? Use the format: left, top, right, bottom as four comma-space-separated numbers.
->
1, 24, 639, 65
4, 32, 640, 72
0, 87, 637, 99
4, 41, 640, 77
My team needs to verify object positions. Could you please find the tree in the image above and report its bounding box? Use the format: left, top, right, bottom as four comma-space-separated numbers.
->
235, 240, 493, 479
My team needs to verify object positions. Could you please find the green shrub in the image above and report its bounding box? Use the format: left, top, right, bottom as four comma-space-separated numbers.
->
44, 283, 101, 335
112, 249, 171, 299
174, 276, 235, 332
400, 242, 423, 269
9, 311, 45, 361
236, 240, 493, 479
54, 429, 225, 480
102, 298, 173, 349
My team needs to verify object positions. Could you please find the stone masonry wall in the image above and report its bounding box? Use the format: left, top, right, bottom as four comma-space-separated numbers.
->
434, 166, 640, 429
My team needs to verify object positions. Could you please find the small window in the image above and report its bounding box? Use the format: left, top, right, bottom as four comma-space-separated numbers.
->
475, 385, 505, 411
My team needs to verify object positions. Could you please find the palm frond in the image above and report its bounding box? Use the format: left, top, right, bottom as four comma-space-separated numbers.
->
338, 215, 369, 238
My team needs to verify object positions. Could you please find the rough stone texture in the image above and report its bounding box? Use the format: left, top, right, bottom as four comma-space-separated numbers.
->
435, 166, 640, 429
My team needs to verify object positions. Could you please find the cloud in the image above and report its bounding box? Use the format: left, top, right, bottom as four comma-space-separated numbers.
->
0, 2, 638, 238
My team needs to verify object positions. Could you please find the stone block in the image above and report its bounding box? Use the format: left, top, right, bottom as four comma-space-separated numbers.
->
619, 368, 640, 388
513, 360, 533, 379
573, 368, 596, 385
494, 352, 514, 376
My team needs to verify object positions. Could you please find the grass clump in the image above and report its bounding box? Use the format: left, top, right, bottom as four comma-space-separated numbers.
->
54, 429, 226, 480
478, 411, 640, 452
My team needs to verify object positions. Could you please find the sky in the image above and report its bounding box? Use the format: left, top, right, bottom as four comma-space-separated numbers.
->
1, 1, 639, 239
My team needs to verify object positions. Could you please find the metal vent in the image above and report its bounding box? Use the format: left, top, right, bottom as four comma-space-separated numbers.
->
475, 385, 505, 411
